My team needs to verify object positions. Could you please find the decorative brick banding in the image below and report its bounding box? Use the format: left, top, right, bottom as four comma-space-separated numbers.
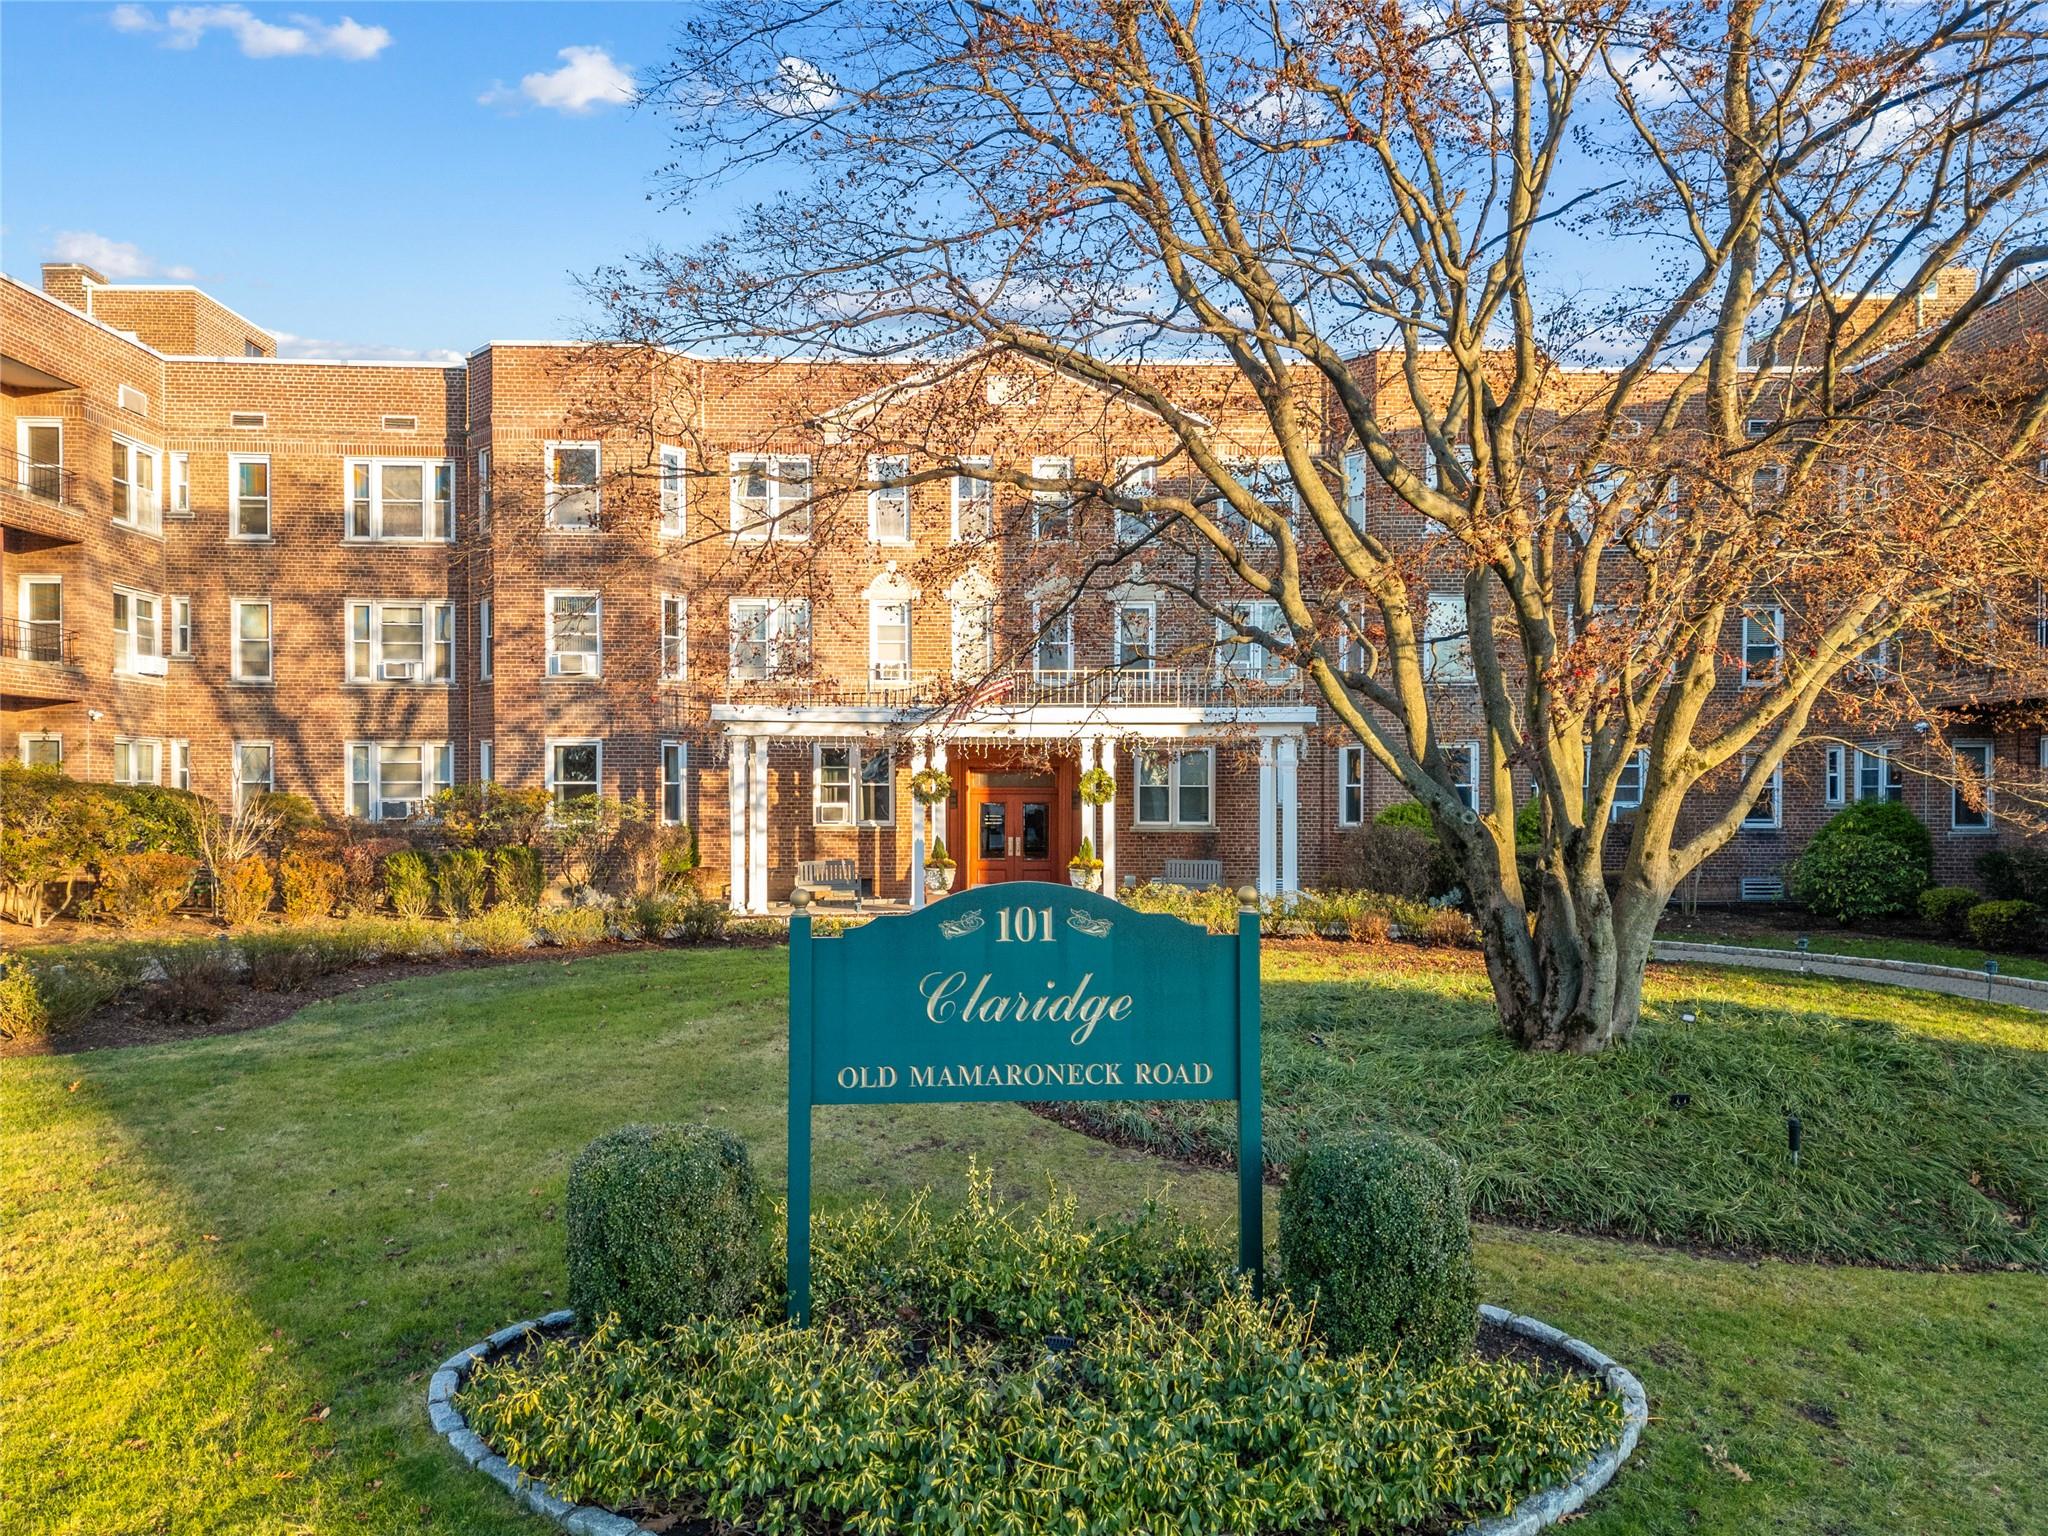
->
430, 1303, 1649, 1535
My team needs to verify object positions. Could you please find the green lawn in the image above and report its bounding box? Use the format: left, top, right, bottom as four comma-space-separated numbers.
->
1655, 916, 2048, 982
5, 947, 2046, 1535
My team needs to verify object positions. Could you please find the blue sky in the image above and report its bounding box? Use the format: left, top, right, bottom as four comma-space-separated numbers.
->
2, 3, 701, 360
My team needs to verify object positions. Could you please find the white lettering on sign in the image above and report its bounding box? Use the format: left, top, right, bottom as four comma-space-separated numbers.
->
918, 969, 1136, 1045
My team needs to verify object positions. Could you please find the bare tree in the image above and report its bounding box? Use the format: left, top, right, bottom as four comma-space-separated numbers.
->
596, 0, 2048, 1050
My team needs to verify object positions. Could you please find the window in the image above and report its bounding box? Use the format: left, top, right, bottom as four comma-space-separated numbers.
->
814, 745, 893, 826
729, 597, 811, 680
477, 598, 493, 681
1031, 455, 1073, 540
347, 458, 454, 542
1114, 600, 1155, 672
1740, 606, 1783, 686
952, 458, 993, 542
544, 442, 600, 530
1343, 449, 1367, 529
1752, 463, 1784, 498
1033, 603, 1074, 677
1741, 755, 1783, 829
545, 591, 601, 678
1823, 744, 1846, 806
1423, 591, 1473, 682
1611, 749, 1647, 815
660, 594, 687, 680
349, 741, 453, 820
111, 588, 162, 673
729, 454, 812, 541
478, 740, 493, 784
232, 600, 273, 682
113, 737, 161, 785
169, 595, 191, 657
952, 595, 994, 679
659, 446, 686, 537
1854, 637, 1894, 681
868, 454, 910, 543
235, 741, 274, 806
20, 577, 63, 661
16, 419, 61, 500
170, 739, 189, 789
348, 600, 455, 684
1448, 741, 1480, 811
1855, 745, 1902, 802
111, 437, 160, 532
869, 599, 912, 684
228, 454, 270, 538
1952, 742, 1994, 831
1226, 457, 1293, 543
19, 734, 62, 769
1744, 416, 1772, 438
476, 448, 492, 532
1338, 744, 1366, 825
1423, 440, 1474, 494
659, 741, 687, 824
545, 740, 600, 806
1134, 748, 1213, 826
1218, 599, 1290, 681
1113, 460, 1156, 544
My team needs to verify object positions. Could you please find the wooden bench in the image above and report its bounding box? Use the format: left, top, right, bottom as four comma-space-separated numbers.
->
1159, 858, 1225, 890
796, 858, 864, 911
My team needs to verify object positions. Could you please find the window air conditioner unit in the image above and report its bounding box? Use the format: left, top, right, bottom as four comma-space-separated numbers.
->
379, 798, 424, 823
555, 652, 590, 676
132, 654, 169, 677
381, 660, 419, 681
1740, 877, 1785, 903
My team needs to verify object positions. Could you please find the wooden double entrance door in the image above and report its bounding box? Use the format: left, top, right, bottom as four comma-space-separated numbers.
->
950, 748, 1077, 888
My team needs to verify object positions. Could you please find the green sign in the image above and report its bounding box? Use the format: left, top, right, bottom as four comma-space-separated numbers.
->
787, 879, 1262, 1323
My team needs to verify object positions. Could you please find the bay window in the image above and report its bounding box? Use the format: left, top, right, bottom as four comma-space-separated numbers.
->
348, 600, 456, 684
347, 458, 455, 542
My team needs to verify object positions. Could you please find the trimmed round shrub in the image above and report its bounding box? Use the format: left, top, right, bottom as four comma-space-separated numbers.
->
1278, 1129, 1477, 1368
567, 1123, 765, 1336
1967, 899, 2040, 952
1977, 848, 2048, 905
218, 855, 275, 926
1790, 831, 1927, 924
1917, 885, 1981, 939
1810, 800, 1933, 874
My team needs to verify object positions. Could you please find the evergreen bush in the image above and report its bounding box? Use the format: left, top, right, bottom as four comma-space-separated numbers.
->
1790, 830, 1928, 924
1967, 899, 2040, 951
1809, 800, 1933, 876
1977, 847, 2048, 905
434, 847, 490, 919
1917, 885, 1981, 939
491, 845, 546, 909
382, 851, 434, 919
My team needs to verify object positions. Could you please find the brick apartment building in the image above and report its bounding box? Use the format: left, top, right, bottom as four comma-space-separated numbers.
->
3, 260, 2042, 910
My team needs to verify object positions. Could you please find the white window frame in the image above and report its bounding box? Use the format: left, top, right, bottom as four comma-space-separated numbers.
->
1112, 459, 1156, 545
1337, 744, 1366, 826
543, 441, 601, 532
228, 453, 271, 540
1951, 741, 1995, 832
169, 738, 189, 788
660, 593, 688, 681
868, 597, 912, 684
18, 733, 63, 769
951, 457, 994, 543
345, 457, 455, 543
728, 453, 813, 542
1114, 599, 1156, 672
347, 599, 456, 685
1448, 741, 1481, 811
544, 738, 602, 807
20, 575, 64, 661
1740, 606, 1783, 687
477, 597, 493, 682
1823, 744, 1846, 806
544, 590, 602, 679
1031, 455, 1074, 541
813, 744, 894, 827
169, 594, 191, 658
111, 586, 162, 674
1226, 456, 1293, 544
231, 598, 273, 683
1133, 747, 1214, 828
1217, 599, 1290, 683
1594, 746, 1649, 819
659, 740, 687, 825
15, 418, 62, 499
1032, 602, 1074, 678
347, 740, 454, 821
728, 597, 811, 680
476, 447, 491, 532
111, 435, 162, 534
658, 445, 686, 538
234, 740, 275, 808
867, 454, 911, 544
951, 595, 994, 680
1740, 756, 1784, 830
112, 736, 162, 786
1854, 745, 1902, 803
1343, 448, 1368, 529
478, 739, 494, 784
1423, 591, 1474, 683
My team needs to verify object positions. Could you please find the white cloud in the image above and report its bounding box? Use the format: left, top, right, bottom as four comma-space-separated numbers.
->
478, 45, 634, 115
47, 230, 198, 281
756, 56, 839, 116
110, 5, 392, 61
269, 330, 464, 364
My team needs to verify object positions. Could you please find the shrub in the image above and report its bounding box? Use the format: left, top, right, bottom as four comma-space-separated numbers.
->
239, 928, 344, 993
1977, 847, 2048, 905
565, 1123, 766, 1336
218, 856, 275, 927
150, 942, 239, 1021
0, 954, 49, 1041
491, 845, 546, 909
19, 956, 127, 1034
1790, 831, 1927, 924
1967, 899, 2041, 952
382, 851, 434, 919
277, 849, 346, 922
430, 782, 552, 851
676, 895, 730, 943
1279, 1128, 1478, 1368
1810, 800, 1933, 876
0, 765, 127, 926
625, 894, 680, 941
534, 904, 609, 947
434, 847, 490, 920
108, 783, 204, 857
654, 823, 700, 895
89, 851, 197, 926
1366, 801, 1461, 896
1123, 882, 1240, 933
1918, 885, 1982, 939
1336, 823, 1434, 900
377, 917, 448, 961
462, 903, 535, 955
1374, 800, 1434, 832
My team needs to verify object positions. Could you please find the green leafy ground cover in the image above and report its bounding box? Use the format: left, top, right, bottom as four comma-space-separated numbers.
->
5, 948, 2045, 1534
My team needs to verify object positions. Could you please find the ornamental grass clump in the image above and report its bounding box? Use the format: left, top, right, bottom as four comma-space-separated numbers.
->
1279, 1128, 1479, 1368
566, 1124, 767, 1336
534, 904, 608, 948
461, 903, 535, 955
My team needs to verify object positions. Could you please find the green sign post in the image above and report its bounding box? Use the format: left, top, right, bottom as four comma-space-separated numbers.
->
786, 879, 1262, 1324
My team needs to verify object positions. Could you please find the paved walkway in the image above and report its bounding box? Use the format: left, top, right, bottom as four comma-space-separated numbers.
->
1652, 940, 2048, 1014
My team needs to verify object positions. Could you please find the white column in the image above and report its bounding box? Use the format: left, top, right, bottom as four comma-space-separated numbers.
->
1101, 740, 1119, 895
1256, 736, 1278, 899
909, 741, 928, 911
1277, 734, 1300, 898
727, 733, 749, 911
1078, 735, 1099, 861
932, 740, 951, 890
747, 736, 771, 914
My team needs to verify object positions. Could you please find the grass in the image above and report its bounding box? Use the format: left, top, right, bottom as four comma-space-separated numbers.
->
4, 947, 2045, 1535
1657, 921, 2048, 982
1065, 946, 2048, 1267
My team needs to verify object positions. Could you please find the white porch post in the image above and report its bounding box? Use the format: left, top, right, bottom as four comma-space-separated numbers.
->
1277, 734, 1300, 898
909, 741, 929, 911
747, 736, 771, 914
1101, 740, 1118, 894
727, 732, 750, 911
1078, 736, 1099, 859
1257, 736, 1279, 899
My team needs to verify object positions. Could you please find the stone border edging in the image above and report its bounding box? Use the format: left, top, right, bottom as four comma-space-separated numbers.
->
1653, 939, 2048, 1011
429, 1303, 1647, 1536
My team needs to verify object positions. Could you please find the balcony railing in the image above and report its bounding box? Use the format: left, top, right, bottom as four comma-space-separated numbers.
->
720, 664, 1307, 713
5, 451, 80, 509
0, 620, 70, 664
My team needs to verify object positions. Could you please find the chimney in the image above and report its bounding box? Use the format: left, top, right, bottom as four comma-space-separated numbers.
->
41, 261, 106, 314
